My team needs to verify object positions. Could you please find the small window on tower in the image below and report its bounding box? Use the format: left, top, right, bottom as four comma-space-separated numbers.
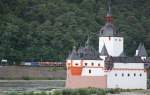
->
89, 69, 91, 74
98, 64, 100, 66
115, 73, 117, 77
75, 63, 78, 66
109, 36, 111, 40
91, 63, 94, 66
85, 63, 87, 66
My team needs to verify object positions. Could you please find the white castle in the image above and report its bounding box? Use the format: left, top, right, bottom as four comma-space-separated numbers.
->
65, 0, 148, 89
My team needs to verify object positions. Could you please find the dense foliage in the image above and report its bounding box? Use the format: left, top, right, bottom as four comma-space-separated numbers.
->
0, 0, 150, 63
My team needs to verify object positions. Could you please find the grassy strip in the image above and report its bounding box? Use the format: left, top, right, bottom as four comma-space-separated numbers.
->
7, 88, 136, 95
48, 67, 66, 72
22, 77, 66, 80
0, 77, 66, 80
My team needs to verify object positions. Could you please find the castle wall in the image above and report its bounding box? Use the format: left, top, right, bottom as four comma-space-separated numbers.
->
0, 66, 66, 79
113, 62, 144, 69
107, 63, 147, 89
107, 69, 147, 89
66, 70, 107, 88
82, 68, 105, 76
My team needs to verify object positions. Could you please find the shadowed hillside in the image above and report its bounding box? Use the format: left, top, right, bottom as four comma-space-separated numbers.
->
0, 0, 150, 63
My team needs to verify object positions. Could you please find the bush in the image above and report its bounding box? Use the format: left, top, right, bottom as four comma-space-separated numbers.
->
77, 88, 89, 95
61, 88, 106, 95
22, 76, 32, 80
40, 92, 47, 95
52, 90, 62, 95
8, 92, 18, 95
62, 89, 72, 95
8, 88, 133, 95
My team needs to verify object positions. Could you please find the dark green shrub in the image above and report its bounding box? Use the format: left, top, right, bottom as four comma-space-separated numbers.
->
8, 92, 18, 95
22, 76, 32, 80
62, 89, 72, 95
40, 92, 47, 95
77, 88, 89, 95
52, 90, 62, 95
26, 92, 34, 95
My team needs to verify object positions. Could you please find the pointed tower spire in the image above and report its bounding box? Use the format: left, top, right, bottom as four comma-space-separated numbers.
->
100, 44, 109, 56
67, 46, 80, 60
106, 0, 113, 23
135, 43, 148, 57
85, 36, 90, 48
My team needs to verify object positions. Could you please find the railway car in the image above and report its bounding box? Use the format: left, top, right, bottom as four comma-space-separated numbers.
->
21, 61, 65, 67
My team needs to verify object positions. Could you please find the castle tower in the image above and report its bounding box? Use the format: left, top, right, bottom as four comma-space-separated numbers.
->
99, 0, 123, 57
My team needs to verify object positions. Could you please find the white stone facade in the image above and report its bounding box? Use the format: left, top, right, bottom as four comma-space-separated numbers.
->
107, 70, 146, 89
99, 37, 124, 57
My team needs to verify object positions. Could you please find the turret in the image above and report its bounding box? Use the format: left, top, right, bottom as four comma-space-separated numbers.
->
99, 0, 118, 37
99, 0, 123, 57
135, 43, 148, 60
67, 46, 80, 60
100, 44, 109, 60
78, 38, 101, 60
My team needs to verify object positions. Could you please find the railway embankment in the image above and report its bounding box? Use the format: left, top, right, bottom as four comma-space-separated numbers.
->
0, 66, 66, 80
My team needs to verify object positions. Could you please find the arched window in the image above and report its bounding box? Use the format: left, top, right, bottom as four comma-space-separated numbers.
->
115, 73, 117, 77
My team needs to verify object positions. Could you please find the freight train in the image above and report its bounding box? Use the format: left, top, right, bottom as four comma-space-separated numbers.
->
21, 61, 65, 67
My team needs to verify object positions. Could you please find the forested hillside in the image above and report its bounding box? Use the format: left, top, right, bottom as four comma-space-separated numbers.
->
0, 0, 150, 63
